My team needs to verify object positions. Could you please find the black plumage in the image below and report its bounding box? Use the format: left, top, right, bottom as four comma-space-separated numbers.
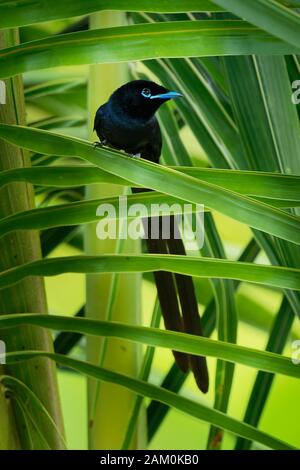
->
94, 80, 209, 393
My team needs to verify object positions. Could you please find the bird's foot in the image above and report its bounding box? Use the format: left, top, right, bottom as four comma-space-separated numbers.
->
128, 153, 141, 159
93, 141, 102, 149
93, 140, 108, 149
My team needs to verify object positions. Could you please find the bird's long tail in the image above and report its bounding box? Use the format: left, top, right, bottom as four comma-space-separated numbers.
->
166, 216, 209, 393
132, 188, 209, 393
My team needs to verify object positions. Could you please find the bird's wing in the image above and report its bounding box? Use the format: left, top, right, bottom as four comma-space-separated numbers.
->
93, 106, 104, 132
141, 118, 162, 164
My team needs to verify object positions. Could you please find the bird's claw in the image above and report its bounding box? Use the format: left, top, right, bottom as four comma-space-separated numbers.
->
93, 141, 104, 149
93, 140, 109, 149
128, 153, 141, 159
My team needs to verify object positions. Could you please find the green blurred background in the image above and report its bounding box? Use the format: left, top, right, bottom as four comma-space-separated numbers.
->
19, 15, 300, 450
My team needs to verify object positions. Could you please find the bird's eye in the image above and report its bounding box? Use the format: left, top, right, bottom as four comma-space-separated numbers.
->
141, 88, 151, 98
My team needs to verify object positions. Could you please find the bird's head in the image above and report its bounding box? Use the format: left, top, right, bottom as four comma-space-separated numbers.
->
110, 80, 183, 119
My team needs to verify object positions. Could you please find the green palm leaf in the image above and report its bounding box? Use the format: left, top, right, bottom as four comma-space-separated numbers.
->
213, 0, 300, 49
1, 314, 300, 379
0, 21, 299, 79
0, 125, 299, 245
0, 254, 299, 291
5, 350, 295, 450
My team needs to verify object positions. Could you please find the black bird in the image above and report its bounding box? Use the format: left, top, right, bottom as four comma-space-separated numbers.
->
94, 80, 209, 393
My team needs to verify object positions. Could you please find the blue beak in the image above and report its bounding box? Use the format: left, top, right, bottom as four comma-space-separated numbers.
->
150, 91, 183, 100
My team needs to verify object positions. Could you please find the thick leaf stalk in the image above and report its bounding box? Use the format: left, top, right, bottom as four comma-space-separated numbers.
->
0, 29, 64, 449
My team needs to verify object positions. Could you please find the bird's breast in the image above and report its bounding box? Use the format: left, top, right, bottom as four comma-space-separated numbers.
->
103, 107, 154, 151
